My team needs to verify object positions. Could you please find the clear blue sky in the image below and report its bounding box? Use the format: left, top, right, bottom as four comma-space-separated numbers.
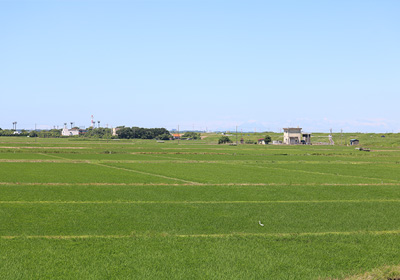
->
1, 0, 399, 132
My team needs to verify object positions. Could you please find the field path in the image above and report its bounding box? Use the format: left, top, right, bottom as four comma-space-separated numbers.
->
2, 199, 400, 204
238, 162, 400, 184
3, 229, 400, 239
93, 162, 202, 185
39, 153, 202, 185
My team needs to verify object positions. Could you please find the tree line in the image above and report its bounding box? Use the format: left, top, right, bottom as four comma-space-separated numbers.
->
0, 128, 61, 138
116, 127, 171, 140
0, 126, 172, 140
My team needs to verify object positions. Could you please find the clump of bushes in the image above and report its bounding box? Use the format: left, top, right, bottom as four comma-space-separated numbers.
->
218, 136, 232, 144
182, 132, 201, 140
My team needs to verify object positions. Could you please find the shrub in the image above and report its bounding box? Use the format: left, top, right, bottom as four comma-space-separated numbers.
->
218, 136, 232, 144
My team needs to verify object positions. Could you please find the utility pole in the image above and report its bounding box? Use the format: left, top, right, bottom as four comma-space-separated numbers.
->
178, 125, 180, 145
341, 129, 343, 146
106, 124, 109, 143
236, 126, 238, 145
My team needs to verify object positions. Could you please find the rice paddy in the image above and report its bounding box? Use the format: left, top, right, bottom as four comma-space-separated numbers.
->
1, 135, 400, 279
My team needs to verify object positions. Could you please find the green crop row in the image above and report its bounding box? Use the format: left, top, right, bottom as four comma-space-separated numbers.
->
1, 234, 400, 279
1, 184, 400, 203
1, 201, 400, 236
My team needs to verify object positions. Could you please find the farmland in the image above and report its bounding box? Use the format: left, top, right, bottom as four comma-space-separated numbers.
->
1, 134, 400, 279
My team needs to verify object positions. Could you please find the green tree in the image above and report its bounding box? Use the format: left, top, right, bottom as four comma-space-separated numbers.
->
182, 132, 201, 140
116, 126, 171, 140
157, 133, 171, 140
218, 136, 232, 144
264, 135, 272, 144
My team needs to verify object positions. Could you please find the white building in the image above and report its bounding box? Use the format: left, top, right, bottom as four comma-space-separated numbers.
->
62, 124, 80, 136
283, 128, 311, 145
283, 128, 302, 144
112, 127, 122, 136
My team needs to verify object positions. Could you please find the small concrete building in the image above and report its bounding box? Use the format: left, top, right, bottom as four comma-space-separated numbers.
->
172, 133, 182, 139
62, 126, 79, 136
350, 139, 359, 145
112, 127, 121, 136
302, 133, 312, 145
62, 124, 85, 136
283, 128, 302, 145
283, 128, 311, 145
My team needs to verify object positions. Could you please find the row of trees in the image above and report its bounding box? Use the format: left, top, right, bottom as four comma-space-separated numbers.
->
218, 135, 272, 144
0, 126, 171, 140
0, 129, 28, 136
181, 132, 201, 140
0, 129, 62, 138
29, 129, 62, 138
116, 127, 171, 140
81, 127, 112, 138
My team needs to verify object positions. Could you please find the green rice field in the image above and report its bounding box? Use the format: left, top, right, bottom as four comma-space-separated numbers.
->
1, 135, 400, 279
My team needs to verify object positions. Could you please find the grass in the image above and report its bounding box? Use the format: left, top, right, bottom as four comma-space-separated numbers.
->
0, 162, 180, 184
107, 161, 393, 184
1, 184, 400, 202
1, 234, 400, 279
0, 135, 400, 279
2, 201, 400, 236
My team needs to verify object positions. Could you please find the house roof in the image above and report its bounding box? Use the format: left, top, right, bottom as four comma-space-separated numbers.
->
283, 128, 302, 132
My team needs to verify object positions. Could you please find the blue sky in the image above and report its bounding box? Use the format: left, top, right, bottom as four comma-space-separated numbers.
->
1, 0, 399, 132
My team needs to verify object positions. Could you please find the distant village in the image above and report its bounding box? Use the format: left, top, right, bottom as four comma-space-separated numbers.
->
1, 122, 365, 146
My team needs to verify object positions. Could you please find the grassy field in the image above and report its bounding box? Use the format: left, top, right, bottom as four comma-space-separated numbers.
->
1, 134, 400, 279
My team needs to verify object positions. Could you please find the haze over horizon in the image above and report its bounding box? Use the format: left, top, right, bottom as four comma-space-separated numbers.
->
1, 0, 399, 133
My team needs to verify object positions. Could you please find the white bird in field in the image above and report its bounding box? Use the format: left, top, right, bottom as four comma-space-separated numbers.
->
259, 221, 264, 227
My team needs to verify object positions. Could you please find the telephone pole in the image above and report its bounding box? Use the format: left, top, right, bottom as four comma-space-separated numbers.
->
236, 126, 238, 145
